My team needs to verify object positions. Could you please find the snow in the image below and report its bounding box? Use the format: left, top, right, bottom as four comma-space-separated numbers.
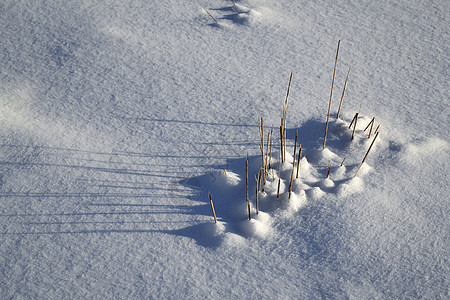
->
1, 0, 449, 298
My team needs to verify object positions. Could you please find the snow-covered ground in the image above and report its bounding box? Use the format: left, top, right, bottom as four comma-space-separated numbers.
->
1, 0, 448, 298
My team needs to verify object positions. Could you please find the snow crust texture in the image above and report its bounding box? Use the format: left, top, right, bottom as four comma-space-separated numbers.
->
1, 0, 448, 299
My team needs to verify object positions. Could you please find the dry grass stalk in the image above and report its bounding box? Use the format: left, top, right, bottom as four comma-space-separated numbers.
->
264, 127, 270, 184
364, 117, 375, 131
231, 6, 239, 15
293, 130, 298, 166
340, 157, 346, 166
231, 0, 237, 5
201, 4, 218, 23
288, 170, 294, 199
288, 132, 298, 199
373, 120, 382, 136
255, 176, 258, 215
326, 160, 331, 178
281, 72, 293, 160
223, 169, 227, 175
257, 169, 262, 214
269, 128, 273, 170
364, 117, 375, 138
259, 117, 266, 186
351, 112, 359, 140
208, 192, 217, 223
283, 123, 287, 163
246, 153, 251, 220
348, 112, 358, 129
336, 68, 350, 120
296, 144, 302, 178
323, 40, 341, 149
277, 150, 281, 198
355, 130, 380, 177
279, 122, 284, 162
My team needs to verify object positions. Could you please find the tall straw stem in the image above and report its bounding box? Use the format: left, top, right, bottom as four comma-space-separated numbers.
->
296, 144, 302, 178
355, 130, 380, 177
336, 68, 350, 120
246, 153, 251, 220
323, 40, 340, 149
351, 113, 359, 140
208, 192, 217, 223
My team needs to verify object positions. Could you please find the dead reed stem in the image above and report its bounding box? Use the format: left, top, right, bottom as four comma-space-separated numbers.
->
323, 40, 340, 149
279, 123, 284, 162
277, 178, 281, 198
264, 127, 270, 184
201, 4, 218, 23
284, 123, 287, 162
296, 144, 302, 178
351, 113, 359, 140
326, 160, 331, 178
288, 167, 294, 199
340, 157, 346, 166
288, 132, 298, 199
246, 153, 251, 220
355, 130, 380, 177
269, 128, 273, 170
364, 117, 375, 139
293, 130, 298, 167
282, 72, 293, 161
364, 117, 375, 132
336, 68, 350, 120
257, 169, 262, 214
277, 150, 281, 198
259, 117, 266, 189
208, 192, 217, 223
348, 112, 358, 129
373, 120, 382, 136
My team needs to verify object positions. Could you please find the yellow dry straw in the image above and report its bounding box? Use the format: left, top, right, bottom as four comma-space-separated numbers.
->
208, 192, 217, 223
323, 40, 340, 149
364, 117, 375, 138
296, 144, 302, 178
246, 153, 251, 220
351, 112, 359, 140
336, 68, 350, 120
355, 130, 380, 177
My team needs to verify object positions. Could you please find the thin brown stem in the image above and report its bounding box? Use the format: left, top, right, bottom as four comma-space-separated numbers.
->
364, 117, 375, 132
208, 192, 217, 223
323, 40, 340, 149
348, 112, 358, 129
355, 130, 380, 177
280, 122, 284, 163
373, 120, 382, 136
293, 130, 298, 168
351, 113, 359, 140
269, 128, 273, 170
296, 144, 302, 178
326, 160, 331, 178
336, 68, 350, 120
246, 153, 251, 220
288, 167, 294, 199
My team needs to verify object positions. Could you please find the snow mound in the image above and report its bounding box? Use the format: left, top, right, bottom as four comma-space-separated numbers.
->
195, 115, 388, 242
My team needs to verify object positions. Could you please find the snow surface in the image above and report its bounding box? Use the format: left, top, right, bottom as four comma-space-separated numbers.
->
1, 0, 449, 298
